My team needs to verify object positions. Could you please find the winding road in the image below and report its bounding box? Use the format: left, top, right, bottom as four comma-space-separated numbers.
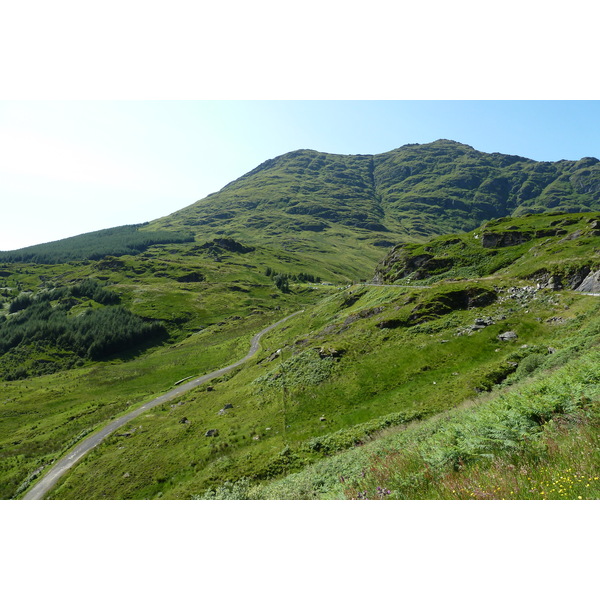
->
23, 310, 303, 500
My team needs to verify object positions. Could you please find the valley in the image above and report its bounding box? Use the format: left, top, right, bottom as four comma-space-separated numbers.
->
1, 140, 599, 500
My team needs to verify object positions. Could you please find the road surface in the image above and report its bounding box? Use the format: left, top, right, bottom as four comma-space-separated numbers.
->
22, 310, 303, 500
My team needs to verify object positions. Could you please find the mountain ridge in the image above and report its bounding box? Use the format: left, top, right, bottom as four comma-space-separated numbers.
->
149, 138, 600, 239
3, 139, 600, 281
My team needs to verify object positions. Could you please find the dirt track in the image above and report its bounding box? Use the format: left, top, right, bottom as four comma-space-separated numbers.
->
22, 310, 303, 500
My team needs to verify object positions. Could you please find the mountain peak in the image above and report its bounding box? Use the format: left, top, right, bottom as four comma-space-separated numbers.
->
150, 140, 600, 267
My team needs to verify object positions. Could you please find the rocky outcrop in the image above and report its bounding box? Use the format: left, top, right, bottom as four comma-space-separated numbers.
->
575, 270, 600, 293
480, 226, 579, 249
392, 285, 497, 327
531, 267, 592, 291
546, 275, 562, 291
374, 247, 453, 282
318, 346, 344, 358
481, 230, 532, 248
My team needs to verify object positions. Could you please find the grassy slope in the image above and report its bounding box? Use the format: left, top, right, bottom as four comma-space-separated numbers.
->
376, 210, 600, 284
253, 344, 600, 500
0, 239, 333, 498
29, 212, 600, 500
2, 137, 600, 500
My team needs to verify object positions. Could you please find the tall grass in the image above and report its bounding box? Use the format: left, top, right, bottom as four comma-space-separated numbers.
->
246, 349, 600, 500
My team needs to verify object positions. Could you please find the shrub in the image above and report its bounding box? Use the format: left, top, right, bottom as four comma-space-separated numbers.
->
253, 349, 336, 390
8, 294, 34, 313
514, 353, 546, 379
195, 477, 253, 500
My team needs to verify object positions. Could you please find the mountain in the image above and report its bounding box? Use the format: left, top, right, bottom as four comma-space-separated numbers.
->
147, 139, 600, 267
2, 140, 600, 500
3, 139, 600, 280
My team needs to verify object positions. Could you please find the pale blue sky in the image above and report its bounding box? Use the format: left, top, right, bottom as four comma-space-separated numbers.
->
1, 100, 599, 250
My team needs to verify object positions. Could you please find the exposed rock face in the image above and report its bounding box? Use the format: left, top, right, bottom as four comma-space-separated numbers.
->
374, 247, 453, 282
532, 267, 591, 290
546, 276, 562, 291
567, 268, 591, 289
575, 270, 600, 293
481, 230, 532, 248
480, 226, 580, 249
560, 229, 583, 242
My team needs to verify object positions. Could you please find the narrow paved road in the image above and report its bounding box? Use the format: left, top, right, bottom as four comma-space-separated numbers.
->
23, 310, 303, 500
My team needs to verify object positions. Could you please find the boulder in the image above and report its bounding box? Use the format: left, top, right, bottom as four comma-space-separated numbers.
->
474, 317, 494, 326
575, 270, 600, 293
318, 346, 344, 358
498, 331, 518, 341
205, 429, 219, 437
471, 317, 495, 330
546, 276, 562, 290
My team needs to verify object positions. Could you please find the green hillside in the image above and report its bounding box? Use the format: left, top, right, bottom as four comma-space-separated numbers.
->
375, 211, 600, 285
2, 211, 596, 500
5, 140, 600, 282
2, 140, 600, 500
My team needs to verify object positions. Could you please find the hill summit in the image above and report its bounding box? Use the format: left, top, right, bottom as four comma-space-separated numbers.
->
151, 138, 600, 245
3, 139, 600, 281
